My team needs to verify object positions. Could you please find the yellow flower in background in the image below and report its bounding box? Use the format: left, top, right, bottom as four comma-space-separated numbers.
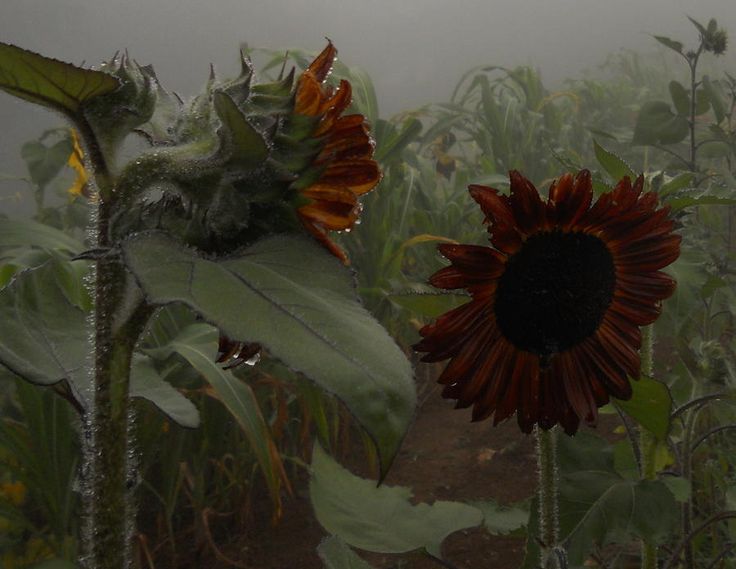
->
67, 128, 89, 199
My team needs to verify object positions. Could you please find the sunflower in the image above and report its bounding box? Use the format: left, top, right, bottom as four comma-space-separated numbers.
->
414, 170, 681, 435
292, 42, 381, 263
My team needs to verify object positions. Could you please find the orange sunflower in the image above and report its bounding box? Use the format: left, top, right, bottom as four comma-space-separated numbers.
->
414, 170, 681, 435
292, 42, 380, 263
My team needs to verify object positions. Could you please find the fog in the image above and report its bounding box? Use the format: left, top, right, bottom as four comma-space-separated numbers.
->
1, 0, 734, 214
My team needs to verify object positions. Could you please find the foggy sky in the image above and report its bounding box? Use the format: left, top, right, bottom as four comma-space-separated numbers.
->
1, 0, 734, 214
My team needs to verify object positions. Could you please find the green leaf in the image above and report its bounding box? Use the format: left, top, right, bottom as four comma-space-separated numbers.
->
702, 75, 726, 123
561, 474, 679, 565
470, 499, 528, 536
375, 117, 423, 163
668, 196, 736, 212
21, 137, 73, 188
632, 101, 689, 146
668, 81, 690, 116
687, 16, 708, 37
0, 260, 89, 398
661, 476, 691, 503
309, 444, 482, 556
318, 536, 376, 569
0, 218, 84, 254
593, 140, 635, 181
165, 322, 285, 503
0, 42, 119, 116
130, 357, 200, 428
653, 35, 684, 55
614, 376, 672, 441
213, 91, 269, 168
657, 172, 694, 198
122, 233, 416, 475
694, 88, 710, 115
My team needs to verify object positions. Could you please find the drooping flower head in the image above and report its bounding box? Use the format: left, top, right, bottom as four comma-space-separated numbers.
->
291, 42, 381, 263
414, 170, 681, 435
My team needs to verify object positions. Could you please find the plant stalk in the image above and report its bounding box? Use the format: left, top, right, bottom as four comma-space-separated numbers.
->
639, 325, 657, 569
536, 425, 560, 568
80, 197, 152, 569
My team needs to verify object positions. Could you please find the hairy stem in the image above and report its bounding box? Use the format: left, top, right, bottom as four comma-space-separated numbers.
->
536, 426, 560, 568
639, 325, 657, 569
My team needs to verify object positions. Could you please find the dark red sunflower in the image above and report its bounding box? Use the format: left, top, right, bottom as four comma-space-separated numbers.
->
292, 42, 381, 264
414, 170, 681, 435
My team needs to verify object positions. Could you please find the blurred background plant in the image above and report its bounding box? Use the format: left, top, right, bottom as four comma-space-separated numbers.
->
1, 15, 736, 569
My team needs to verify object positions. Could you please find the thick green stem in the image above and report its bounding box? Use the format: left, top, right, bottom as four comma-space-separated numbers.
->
639, 325, 657, 569
80, 198, 153, 569
536, 426, 560, 568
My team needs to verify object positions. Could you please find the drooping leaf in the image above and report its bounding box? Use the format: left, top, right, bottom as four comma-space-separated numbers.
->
122, 233, 416, 475
694, 88, 710, 115
309, 444, 482, 556
593, 140, 635, 181
632, 101, 689, 146
614, 376, 672, 441
470, 499, 528, 536
652, 35, 684, 55
213, 91, 269, 168
162, 322, 287, 505
661, 477, 691, 503
130, 356, 200, 428
0, 42, 119, 117
318, 536, 376, 569
0, 218, 84, 255
0, 260, 90, 399
668, 81, 690, 116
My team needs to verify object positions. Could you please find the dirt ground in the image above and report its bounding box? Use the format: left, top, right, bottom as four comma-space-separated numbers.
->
227, 374, 540, 569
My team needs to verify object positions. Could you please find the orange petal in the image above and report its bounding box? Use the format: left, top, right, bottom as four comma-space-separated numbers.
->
306, 41, 337, 83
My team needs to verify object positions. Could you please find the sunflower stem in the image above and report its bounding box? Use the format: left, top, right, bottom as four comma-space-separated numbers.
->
536, 425, 561, 568
639, 324, 658, 569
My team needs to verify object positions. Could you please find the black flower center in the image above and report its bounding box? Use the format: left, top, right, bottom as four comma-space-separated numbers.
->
494, 230, 615, 361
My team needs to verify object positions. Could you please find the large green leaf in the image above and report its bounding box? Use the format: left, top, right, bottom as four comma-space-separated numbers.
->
160, 322, 285, 503
309, 444, 482, 557
130, 357, 200, 428
702, 75, 726, 123
560, 473, 679, 565
613, 376, 672, 441
632, 101, 689, 146
0, 218, 84, 255
318, 536, 376, 569
0, 43, 119, 116
122, 233, 416, 475
668, 80, 690, 116
470, 499, 528, 536
0, 260, 89, 397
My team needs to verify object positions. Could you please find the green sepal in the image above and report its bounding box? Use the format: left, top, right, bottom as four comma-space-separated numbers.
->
213, 91, 270, 169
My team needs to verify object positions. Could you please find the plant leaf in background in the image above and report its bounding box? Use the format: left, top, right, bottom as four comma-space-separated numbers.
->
0, 260, 89, 398
0, 218, 84, 255
159, 322, 288, 512
613, 375, 673, 441
317, 536, 376, 569
129, 357, 200, 428
0, 43, 119, 118
470, 499, 529, 536
593, 139, 636, 181
309, 444, 483, 557
632, 101, 689, 145
122, 232, 416, 476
